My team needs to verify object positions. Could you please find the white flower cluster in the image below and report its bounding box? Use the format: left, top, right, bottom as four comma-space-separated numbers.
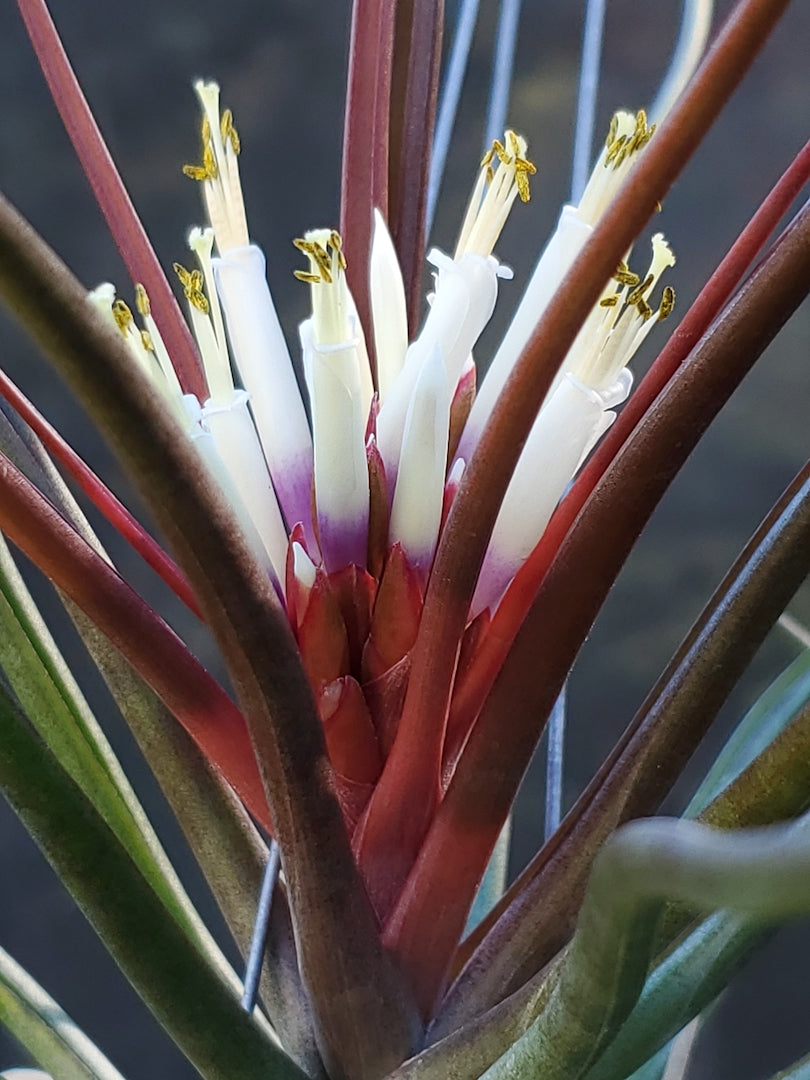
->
92, 84, 674, 620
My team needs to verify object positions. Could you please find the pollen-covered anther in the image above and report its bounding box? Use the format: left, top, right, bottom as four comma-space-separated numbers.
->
182, 115, 218, 182
112, 299, 134, 332
134, 283, 151, 318
614, 261, 641, 288
220, 108, 240, 154
658, 285, 676, 321
626, 273, 655, 307
455, 130, 536, 259
605, 109, 655, 171
173, 263, 210, 314
183, 81, 249, 254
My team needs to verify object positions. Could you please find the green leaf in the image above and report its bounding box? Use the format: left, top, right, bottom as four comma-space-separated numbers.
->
464, 820, 512, 935
480, 814, 810, 1080
0, 531, 237, 983
0, 944, 126, 1080
0, 399, 321, 1074
0, 681, 305, 1080
583, 911, 762, 1080
687, 647, 810, 816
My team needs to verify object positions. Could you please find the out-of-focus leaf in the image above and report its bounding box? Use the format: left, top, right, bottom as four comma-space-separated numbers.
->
583, 911, 762, 1080
687, 648, 810, 816
0, 397, 322, 1075
0, 534, 219, 964
0, 945, 127, 1080
481, 815, 810, 1080
0, 681, 304, 1080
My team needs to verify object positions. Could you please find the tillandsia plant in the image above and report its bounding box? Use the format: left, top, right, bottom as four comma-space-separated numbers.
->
0, 0, 810, 1078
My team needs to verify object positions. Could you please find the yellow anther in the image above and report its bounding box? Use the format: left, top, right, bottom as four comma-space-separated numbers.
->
112, 299, 133, 331
480, 146, 495, 168
606, 113, 618, 149
492, 138, 509, 165
599, 295, 619, 308
636, 299, 654, 321
614, 262, 640, 288
514, 154, 536, 202
182, 115, 218, 182
173, 263, 210, 313
294, 271, 322, 283
140, 330, 155, 352
658, 285, 676, 321
329, 230, 348, 270
182, 164, 209, 181
626, 273, 655, 307
134, 283, 150, 317
220, 108, 241, 154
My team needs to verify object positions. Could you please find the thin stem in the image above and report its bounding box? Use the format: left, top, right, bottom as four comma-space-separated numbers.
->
544, 685, 567, 842
340, 0, 396, 381
427, 0, 481, 236
570, 0, 607, 204
651, 0, 715, 121
484, 0, 524, 149
388, 0, 445, 331
241, 842, 281, 1013
16, 0, 206, 399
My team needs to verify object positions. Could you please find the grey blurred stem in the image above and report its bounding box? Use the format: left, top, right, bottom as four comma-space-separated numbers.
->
241, 841, 281, 1012
484, 0, 524, 148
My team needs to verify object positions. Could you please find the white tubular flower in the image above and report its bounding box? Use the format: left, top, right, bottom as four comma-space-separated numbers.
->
203, 391, 290, 585
184, 83, 316, 547
389, 344, 451, 581
376, 131, 533, 484
471, 374, 614, 618
458, 111, 656, 463
89, 283, 191, 430
296, 229, 369, 573
370, 208, 408, 403
472, 233, 675, 617
213, 244, 315, 549
183, 394, 281, 589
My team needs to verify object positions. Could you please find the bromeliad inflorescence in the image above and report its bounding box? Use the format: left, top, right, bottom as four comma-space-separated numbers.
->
92, 81, 674, 850
2, 3, 810, 1079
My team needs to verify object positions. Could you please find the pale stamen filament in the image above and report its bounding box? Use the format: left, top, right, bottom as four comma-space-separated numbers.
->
183, 81, 249, 255
455, 130, 536, 259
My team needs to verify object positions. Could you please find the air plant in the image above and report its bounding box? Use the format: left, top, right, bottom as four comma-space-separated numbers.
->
0, 1, 809, 1079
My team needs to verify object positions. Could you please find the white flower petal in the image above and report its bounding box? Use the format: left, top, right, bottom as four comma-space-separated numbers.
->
389, 343, 451, 579
213, 244, 315, 547
202, 389, 290, 585
472, 374, 609, 617
370, 208, 408, 403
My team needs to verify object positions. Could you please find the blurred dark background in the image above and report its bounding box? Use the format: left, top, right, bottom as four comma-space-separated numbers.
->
0, 1, 808, 1076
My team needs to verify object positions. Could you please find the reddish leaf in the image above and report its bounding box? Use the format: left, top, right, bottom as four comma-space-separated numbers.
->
320, 676, 383, 784
363, 542, 424, 681
367, 434, 390, 580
